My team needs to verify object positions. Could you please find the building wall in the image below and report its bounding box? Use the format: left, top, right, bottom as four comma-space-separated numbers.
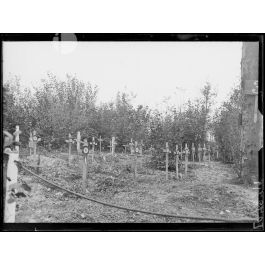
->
241, 42, 262, 183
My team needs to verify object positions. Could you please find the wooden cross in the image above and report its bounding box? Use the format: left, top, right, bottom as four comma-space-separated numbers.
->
108, 139, 112, 153
90, 137, 97, 162
174, 144, 180, 179
216, 145, 219, 160
13, 125, 21, 153
29, 131, 34, 156
198, 143, 202, 164
163, 142, 171, 180
76, 131, 81, 154
180, 144, 183, 160
202, 143, 207, 162
32, 130, 41, 160
111, 137, 117, 155
129, 138, 134, 154
98, 135, 103, 153
191, 142, 195, 163
184, 143, 190, 177
139, 140, 144, 155
208, 144, 211, 163
133, 141, 142, 177
65, 133, 74, 165
245, 80, 259, 123
81, 138, 89, 193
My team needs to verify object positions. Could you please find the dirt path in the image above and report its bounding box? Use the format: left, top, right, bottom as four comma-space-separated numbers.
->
15, 154, 259, 223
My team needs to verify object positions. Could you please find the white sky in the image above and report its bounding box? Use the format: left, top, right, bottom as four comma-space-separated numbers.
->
3, 41, 242, 111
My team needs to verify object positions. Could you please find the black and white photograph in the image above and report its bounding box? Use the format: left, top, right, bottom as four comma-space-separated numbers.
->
1, 34, 264, 231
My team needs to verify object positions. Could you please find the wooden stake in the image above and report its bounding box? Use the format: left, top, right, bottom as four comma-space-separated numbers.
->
163, 142, 171, 180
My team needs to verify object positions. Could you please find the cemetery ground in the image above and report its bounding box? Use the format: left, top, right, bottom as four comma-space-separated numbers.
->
15, 148, 258, 223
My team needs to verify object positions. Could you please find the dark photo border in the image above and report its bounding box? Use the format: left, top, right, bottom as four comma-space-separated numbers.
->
1, 33, 264, 231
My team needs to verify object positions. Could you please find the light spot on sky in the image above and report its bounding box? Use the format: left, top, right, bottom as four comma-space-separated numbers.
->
3, 41, 242, 111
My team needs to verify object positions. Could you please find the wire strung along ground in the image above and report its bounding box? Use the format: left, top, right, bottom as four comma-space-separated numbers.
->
15, 160, 257, 223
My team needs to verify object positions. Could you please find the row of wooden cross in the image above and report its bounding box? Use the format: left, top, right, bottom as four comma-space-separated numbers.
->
163, 142, 214, 180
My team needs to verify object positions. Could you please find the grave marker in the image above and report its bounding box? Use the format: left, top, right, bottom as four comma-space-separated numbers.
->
76, 131, 81, 154
202, 143, 207, 162
198, 143, 202, 164
129, 138, 134, 155
28, 131, 34, 156
98, 136, 103, 154
133, 141, 141, 178
163, 142, 171, 180
90, 137, 97, 162
174, 144, 180, 179
180, 144, 183, 160
108, 139, 112, 154
82, 138, 89, 193
208, 144, 211, 163
184, 143, 190, 177
65, 133, 73, 165
191, 142, 195, 163
32, 130, 41, 160
111, 137, 117, 155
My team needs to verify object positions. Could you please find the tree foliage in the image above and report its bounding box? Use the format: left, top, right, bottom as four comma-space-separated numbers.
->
3, 74, 218, 156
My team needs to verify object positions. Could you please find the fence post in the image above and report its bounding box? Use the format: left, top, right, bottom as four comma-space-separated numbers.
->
4, 125, 21, 223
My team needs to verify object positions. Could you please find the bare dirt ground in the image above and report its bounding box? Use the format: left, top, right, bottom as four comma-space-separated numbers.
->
15, 150, 259, 223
